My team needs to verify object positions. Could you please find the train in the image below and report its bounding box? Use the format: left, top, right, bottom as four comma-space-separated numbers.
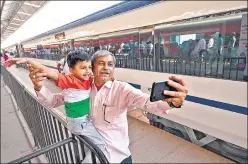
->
3, 1, 247, 163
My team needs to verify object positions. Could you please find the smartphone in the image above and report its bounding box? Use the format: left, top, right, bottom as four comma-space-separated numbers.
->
150, 81, 177, 102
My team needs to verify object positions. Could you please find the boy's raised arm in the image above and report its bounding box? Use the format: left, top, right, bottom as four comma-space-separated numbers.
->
4, 58, 59, 81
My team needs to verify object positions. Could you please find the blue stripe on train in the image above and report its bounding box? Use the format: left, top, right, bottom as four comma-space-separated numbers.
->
129, 83, 141, 89
185, 95, 248, 115
128, 82, 247, 115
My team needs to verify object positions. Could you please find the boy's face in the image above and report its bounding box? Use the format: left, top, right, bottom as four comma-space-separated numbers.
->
69, 60, 92, 81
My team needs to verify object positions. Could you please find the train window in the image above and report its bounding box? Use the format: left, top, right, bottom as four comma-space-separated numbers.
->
99, 33, 139, 57
152, 15, 245, 80
170, 35, 180, 44
179, 34, 196, 44
155, 16, 242, 59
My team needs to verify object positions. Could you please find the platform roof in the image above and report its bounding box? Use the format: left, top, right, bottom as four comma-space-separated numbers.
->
1, 0, 47, 43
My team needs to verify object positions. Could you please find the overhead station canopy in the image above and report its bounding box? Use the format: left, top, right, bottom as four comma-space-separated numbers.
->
0, 0, 47, 43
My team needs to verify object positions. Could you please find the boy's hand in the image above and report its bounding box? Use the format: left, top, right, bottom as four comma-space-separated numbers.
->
28, 65, 47, 91
4, 58, 27, 67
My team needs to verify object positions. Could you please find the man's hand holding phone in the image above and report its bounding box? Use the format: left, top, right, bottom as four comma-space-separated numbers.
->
150, 76, 188, 108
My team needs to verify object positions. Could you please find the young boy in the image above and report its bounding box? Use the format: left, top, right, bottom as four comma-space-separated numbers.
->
4, 50, 106, 161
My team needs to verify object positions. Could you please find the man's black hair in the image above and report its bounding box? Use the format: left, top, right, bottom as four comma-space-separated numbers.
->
67, 50, 91, 68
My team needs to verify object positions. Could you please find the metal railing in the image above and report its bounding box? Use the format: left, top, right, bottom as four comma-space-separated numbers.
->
1, 65, 109, 164
27, 53, 64, 61
115, 55, 247, 82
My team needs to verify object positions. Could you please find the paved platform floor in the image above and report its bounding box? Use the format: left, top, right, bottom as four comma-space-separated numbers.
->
1, 78, 40, 163
1, 66, 234, 163
128, 116, 233, 163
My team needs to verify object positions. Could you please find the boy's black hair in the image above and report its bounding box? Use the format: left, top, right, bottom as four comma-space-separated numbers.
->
67, 50, 91, 68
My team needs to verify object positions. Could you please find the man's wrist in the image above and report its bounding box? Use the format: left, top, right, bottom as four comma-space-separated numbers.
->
168, 102, 182, 108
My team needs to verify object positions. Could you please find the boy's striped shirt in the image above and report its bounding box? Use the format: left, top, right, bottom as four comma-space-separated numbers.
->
55, 73, 93, 118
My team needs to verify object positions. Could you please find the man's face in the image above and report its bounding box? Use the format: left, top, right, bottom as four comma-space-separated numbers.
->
93, 55, 115, 84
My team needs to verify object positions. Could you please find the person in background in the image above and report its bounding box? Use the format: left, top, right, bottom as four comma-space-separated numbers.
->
208, 32, 219, 65
147, 41, 154, 56
0, 53, 4, 64
207, 35, 214, 50
94, 46, 100, 53
188, 39, 194, 57
238, 46, 248, 81
90, 46, 95, 55
123, 42, 130, 55
199, 35, 207, 61
30, 51, 36, 58
243, 54, 248, 81
57, 53, 70, 75
107, 44, 112, 52
218, 33, 224, 56
228, 32, 237, 56
192, 35, 207, 59
3, 52, 9, 61
117, 42, 124, 54
109, 44, 116, 56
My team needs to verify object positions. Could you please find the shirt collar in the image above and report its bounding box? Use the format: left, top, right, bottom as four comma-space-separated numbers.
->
104, 80, 113, 88
92, 79, 114, 89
